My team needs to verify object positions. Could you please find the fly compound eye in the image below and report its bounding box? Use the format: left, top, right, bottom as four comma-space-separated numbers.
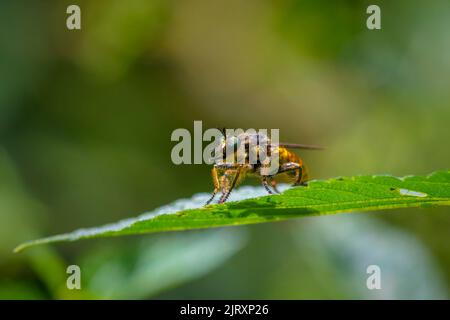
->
226, 135, 239, 150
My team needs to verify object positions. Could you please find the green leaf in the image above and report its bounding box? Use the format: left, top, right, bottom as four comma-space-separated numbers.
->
14, 170, 450, 252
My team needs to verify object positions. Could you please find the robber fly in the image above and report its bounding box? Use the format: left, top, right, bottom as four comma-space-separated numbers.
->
205, 131, 323, 205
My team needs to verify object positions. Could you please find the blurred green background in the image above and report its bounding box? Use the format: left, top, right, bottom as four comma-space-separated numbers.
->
1, 0, 449, 299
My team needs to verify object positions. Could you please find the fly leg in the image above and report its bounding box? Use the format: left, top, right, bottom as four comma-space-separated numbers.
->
269, 177, 281, 194
261, 176, 274, 194
218, 166, 242, 204
277, 162, 307, 186
205, 167, 221, 205
293, 166, 307, 186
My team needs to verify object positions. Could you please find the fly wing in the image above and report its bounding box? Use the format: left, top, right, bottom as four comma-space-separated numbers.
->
275, 143, 324, 150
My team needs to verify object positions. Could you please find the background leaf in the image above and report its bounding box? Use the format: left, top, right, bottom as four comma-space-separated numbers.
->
82, 229, 247, 299
15, 170, 450, 252
289, 215, 448, 299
